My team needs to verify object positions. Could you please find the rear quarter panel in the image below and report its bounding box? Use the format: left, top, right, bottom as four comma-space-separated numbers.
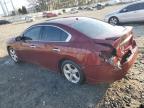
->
54, 24, 100, 71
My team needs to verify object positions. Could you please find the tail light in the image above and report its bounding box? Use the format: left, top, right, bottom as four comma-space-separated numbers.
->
99, 48, 122, 69
99, 48, 117, 59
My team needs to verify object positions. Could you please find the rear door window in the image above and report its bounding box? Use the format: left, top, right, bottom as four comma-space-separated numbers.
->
40, 26, 69, 42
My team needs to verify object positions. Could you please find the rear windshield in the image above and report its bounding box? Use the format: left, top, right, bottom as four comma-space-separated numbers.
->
71, 18, 125, 39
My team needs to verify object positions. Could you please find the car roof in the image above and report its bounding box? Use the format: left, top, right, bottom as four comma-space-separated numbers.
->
36, 17, 94, 26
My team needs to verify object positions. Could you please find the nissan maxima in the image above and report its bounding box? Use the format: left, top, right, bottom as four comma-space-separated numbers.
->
7, 17, 138, 84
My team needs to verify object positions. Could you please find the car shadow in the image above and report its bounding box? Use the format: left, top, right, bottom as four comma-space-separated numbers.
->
0, 56, 110, 108
119, 22, 144, 26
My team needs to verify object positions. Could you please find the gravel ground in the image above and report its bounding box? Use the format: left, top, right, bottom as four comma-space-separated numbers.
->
0, 4, 144, 108
97, 49, 144, 108
0, 56, 109, 108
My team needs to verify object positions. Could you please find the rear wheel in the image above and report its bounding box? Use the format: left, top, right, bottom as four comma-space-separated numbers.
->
108, 17, 119, 25
61, 60, 85, 84
8, 47, 20, 63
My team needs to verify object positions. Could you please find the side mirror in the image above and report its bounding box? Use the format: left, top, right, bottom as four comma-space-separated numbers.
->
15, 36, 22, 41
15, 36, 32, 41
22, 36, 32, 41
122, 8, 128, 12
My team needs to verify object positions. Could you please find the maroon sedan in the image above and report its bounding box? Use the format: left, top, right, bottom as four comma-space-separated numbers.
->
7, 17, 138, 84
43, 12, 57, 18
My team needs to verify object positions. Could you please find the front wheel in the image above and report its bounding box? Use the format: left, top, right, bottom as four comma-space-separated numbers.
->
61, 60, 85, 84
108, 17, 119, 25
8, 47, 20, 63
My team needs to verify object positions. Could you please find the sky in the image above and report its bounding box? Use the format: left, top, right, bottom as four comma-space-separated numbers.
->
0, 0, 29, 15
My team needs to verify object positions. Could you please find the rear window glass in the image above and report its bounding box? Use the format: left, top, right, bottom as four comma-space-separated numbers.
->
71, 18, 125, 39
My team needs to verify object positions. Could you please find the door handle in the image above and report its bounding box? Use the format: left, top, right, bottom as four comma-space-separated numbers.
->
30, 45, 36, 48
52, 48, 60, 52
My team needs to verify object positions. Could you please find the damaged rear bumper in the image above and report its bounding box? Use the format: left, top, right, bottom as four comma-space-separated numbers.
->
85, 46, 138, 84
121, 46, 138, 73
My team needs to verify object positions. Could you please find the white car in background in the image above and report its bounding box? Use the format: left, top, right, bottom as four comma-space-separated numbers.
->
25, 16, 35, 22
70, 8, 79, 14
104, 1, 144, 25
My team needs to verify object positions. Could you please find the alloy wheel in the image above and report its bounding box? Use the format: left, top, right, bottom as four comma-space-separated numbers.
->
9, 48, 18, 62
109, 17, 118, 25
63, 63, 80, 84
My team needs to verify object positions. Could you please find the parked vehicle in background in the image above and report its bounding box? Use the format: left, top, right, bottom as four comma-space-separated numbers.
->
25, 16, 35, 22
0, 20, 11, 25
7, 17, 138, 84
93, 3, 105, 10
43, 12, 57, 18
78, 7, 84, 10
104, 1, 144, 25
70, 8, 78, 14
108, 0, 121, 5
84, 6, 93, 11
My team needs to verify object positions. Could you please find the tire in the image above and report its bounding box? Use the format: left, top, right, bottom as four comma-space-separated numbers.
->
8, 47, 20, 63
108, 17, 119, 25
61, 60, 85, 84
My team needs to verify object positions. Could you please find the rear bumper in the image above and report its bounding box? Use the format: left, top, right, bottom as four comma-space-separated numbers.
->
84, 46, 138, 84
122, 46, 138, 72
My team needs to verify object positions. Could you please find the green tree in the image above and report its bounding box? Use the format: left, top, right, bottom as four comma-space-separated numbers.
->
18, 8, 22, 14
22, 6, 28, 14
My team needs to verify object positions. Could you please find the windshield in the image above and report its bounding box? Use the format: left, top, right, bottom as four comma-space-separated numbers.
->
71, 18, 125, 39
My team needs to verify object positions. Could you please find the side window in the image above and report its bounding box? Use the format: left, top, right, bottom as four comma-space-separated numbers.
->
143, 3, 144, 8
128, 4, 137, 11
61, 31, 68, 41
120, 4, 138, 13
122, 3, 144, 13
23, 26, 41, 40
41, 26, 69, 42
139, 3, 144, 9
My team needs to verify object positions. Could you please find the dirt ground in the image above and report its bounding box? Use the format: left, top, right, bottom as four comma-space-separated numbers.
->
0, 4, 144, 108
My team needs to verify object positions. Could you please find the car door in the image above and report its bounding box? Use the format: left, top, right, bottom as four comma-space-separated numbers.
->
118, 3, 140, 22
35, 25, 71, 71
18, 26, 42, 63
